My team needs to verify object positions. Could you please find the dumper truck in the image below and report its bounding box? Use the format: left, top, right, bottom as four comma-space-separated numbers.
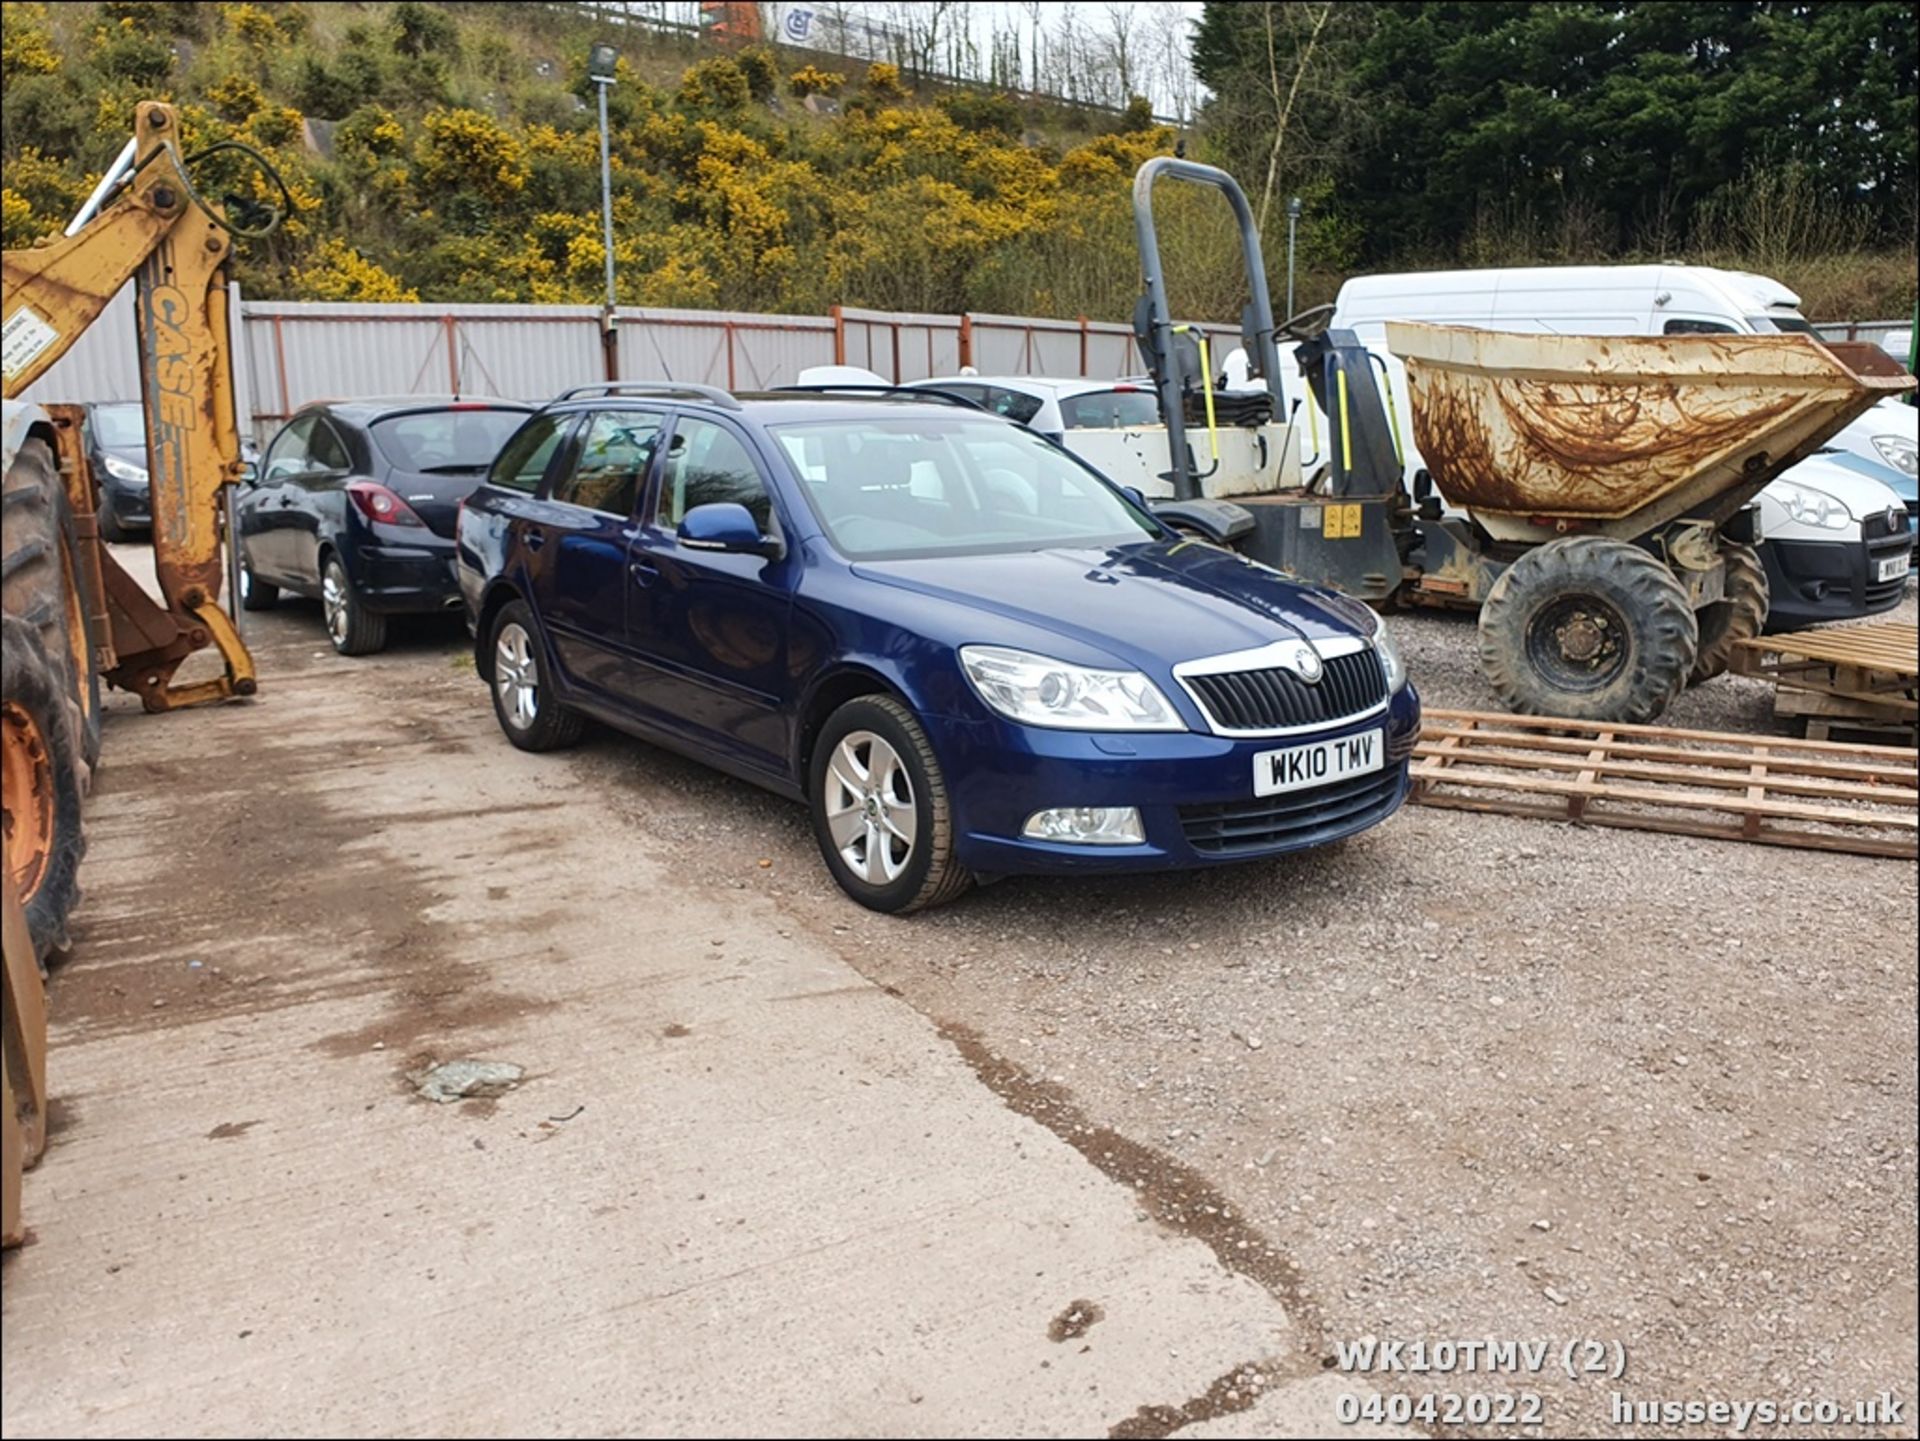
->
1125, 157, 1916, 724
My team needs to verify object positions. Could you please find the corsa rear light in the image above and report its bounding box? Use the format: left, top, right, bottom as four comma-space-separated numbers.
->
347, 480, 426, 527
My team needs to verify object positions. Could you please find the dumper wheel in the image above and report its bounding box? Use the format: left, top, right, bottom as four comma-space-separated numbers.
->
1687, 542, 1769, 685
1, 617, 85, 964
4, 435, 94, 783
1479, 536, 1698, 724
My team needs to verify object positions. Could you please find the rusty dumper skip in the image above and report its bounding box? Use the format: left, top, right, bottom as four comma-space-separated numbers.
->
1387, 322, 1913, 721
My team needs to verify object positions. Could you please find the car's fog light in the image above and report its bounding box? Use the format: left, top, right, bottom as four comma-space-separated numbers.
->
1021, 806, 1145, 845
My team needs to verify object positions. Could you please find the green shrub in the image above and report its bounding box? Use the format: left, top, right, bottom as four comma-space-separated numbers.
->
392, 1, 460, 59
678, 58, 750, 113
736, 46, 777, 103
939, 89, 1020, 138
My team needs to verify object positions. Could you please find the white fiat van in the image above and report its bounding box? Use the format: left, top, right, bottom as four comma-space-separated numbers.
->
1306, 265, 1915, 628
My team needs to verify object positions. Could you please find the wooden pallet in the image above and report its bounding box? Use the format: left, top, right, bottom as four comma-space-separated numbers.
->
1732, 623, 1919, 742
1409, 709, 1917, 859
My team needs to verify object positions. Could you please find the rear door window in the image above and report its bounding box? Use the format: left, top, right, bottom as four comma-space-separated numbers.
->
1664, 318, 1738, 335
262, 415, 315, 481
488, 413, 568, 494
1058, 389, 1161, 429
306, 417, 353, 474
549, 410, 663, 517
982, 386, 1046, 424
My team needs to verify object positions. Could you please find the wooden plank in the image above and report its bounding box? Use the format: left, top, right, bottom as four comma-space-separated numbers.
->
1409, 760, 1917, 830
1738, 623, 1919, 672
1409, 739, 1918, 804
1408, 708, 1915, 860
1419, 715, 1916, 784
1423, 707, 1914, 758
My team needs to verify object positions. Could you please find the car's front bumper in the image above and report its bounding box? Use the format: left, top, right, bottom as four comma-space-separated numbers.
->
352, 539, 463, 614
937, 685, 1421, 876
1761, 522, 1912, 631
99, 474, 150, 529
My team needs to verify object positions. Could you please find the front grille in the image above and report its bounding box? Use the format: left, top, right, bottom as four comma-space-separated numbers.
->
1864, 518, 1913, 606
1180, 766, 1404, 855
1182, 649, 1386, 733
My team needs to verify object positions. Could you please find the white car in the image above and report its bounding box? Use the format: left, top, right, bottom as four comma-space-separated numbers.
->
901, 374, 1162, 442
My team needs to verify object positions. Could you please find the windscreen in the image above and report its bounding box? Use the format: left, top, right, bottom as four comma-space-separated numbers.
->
372, 408, 528, 472
92, 403, 145, 448
773, 416, 1160, 559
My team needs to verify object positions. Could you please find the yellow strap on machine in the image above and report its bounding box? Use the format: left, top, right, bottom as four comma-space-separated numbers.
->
1172, 325, 1219, 462
1336, 366, 1352, 479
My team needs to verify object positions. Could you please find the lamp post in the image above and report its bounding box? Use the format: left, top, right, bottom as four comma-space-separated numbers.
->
1285, 195, 1303, 321
589, 41, 619, 380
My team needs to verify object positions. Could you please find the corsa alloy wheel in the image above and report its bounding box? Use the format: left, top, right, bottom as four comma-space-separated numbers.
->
322, 565, 350, 645
823, 730, 917, 885
495, 621, 539, 731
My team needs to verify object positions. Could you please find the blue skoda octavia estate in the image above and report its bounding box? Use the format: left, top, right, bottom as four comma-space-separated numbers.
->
457, 384, 1421, 912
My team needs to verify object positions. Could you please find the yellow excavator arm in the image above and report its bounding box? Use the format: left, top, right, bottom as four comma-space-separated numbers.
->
3, 101, 285, 709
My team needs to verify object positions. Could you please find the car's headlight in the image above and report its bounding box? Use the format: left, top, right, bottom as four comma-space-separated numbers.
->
1372, 618, 1408, 692
103, 455, 148, 486
959, 645, 1183, 731
1775, 479, 1852, 531
1873, 435, 1918, 479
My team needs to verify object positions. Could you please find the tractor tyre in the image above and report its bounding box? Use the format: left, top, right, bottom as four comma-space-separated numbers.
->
1688, 542, 1769, 685
1478, 536, 1698, 724
1, 616, 86, 964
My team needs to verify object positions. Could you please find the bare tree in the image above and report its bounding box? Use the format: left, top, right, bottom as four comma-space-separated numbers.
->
1100, 2, 1140, 102
1256, 2, 1334, 232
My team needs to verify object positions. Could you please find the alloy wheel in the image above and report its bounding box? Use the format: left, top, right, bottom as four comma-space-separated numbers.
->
495, 621, 539, 730
322, 565, 350, 644
822, 730, 917, 885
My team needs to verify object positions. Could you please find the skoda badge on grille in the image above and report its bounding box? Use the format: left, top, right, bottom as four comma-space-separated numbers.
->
1290, 643, 1324, 683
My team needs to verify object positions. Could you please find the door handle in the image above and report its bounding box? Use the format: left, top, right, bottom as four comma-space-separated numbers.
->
276, 496, 295, 508
629, 559, 658, 588
523, 529, 546, 552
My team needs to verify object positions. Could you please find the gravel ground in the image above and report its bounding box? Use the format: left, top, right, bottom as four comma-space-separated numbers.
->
575, 580, 1918, 1438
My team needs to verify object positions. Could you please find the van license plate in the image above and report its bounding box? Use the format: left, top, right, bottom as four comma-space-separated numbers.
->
1876, 553, 1911, 583
1253, 729, 1384, 797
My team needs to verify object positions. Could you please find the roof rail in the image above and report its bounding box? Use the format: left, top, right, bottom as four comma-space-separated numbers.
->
773, 383, 989, 413
551, 381, 742, 410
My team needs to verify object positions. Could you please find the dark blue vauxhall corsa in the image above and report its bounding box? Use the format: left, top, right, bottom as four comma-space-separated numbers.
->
456, 384, 1421, 913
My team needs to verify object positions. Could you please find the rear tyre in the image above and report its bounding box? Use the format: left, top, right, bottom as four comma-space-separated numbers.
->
4, 435, 93, 786
809, 694, 972, 914
239, 553, 279, 611
488, 601, 585, 752
1478, 536, 1698, 724
1688, 542, 1769, 684
321, 554, 386, 656
1, 617, 85, 964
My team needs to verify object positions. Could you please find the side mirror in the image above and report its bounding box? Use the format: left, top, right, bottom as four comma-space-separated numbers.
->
1123, 486, 1149, 511
677, 502, 782, 558
239, 461, 259, 485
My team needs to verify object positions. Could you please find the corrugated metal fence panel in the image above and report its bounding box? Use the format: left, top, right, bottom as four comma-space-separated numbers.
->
243, 303, 606, 420
613, 307, 834, 387
839, 307, 963, 381
14, 282, 143, 405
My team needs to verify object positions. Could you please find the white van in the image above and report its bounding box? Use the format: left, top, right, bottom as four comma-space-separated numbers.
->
1308, 265, 1915, 628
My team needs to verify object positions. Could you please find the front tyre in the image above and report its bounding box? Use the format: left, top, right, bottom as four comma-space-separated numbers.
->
1688, 542, 1768, 684
1478, 536, 1698, 724
809, 695, 972, 914
488, 601, 584, 752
